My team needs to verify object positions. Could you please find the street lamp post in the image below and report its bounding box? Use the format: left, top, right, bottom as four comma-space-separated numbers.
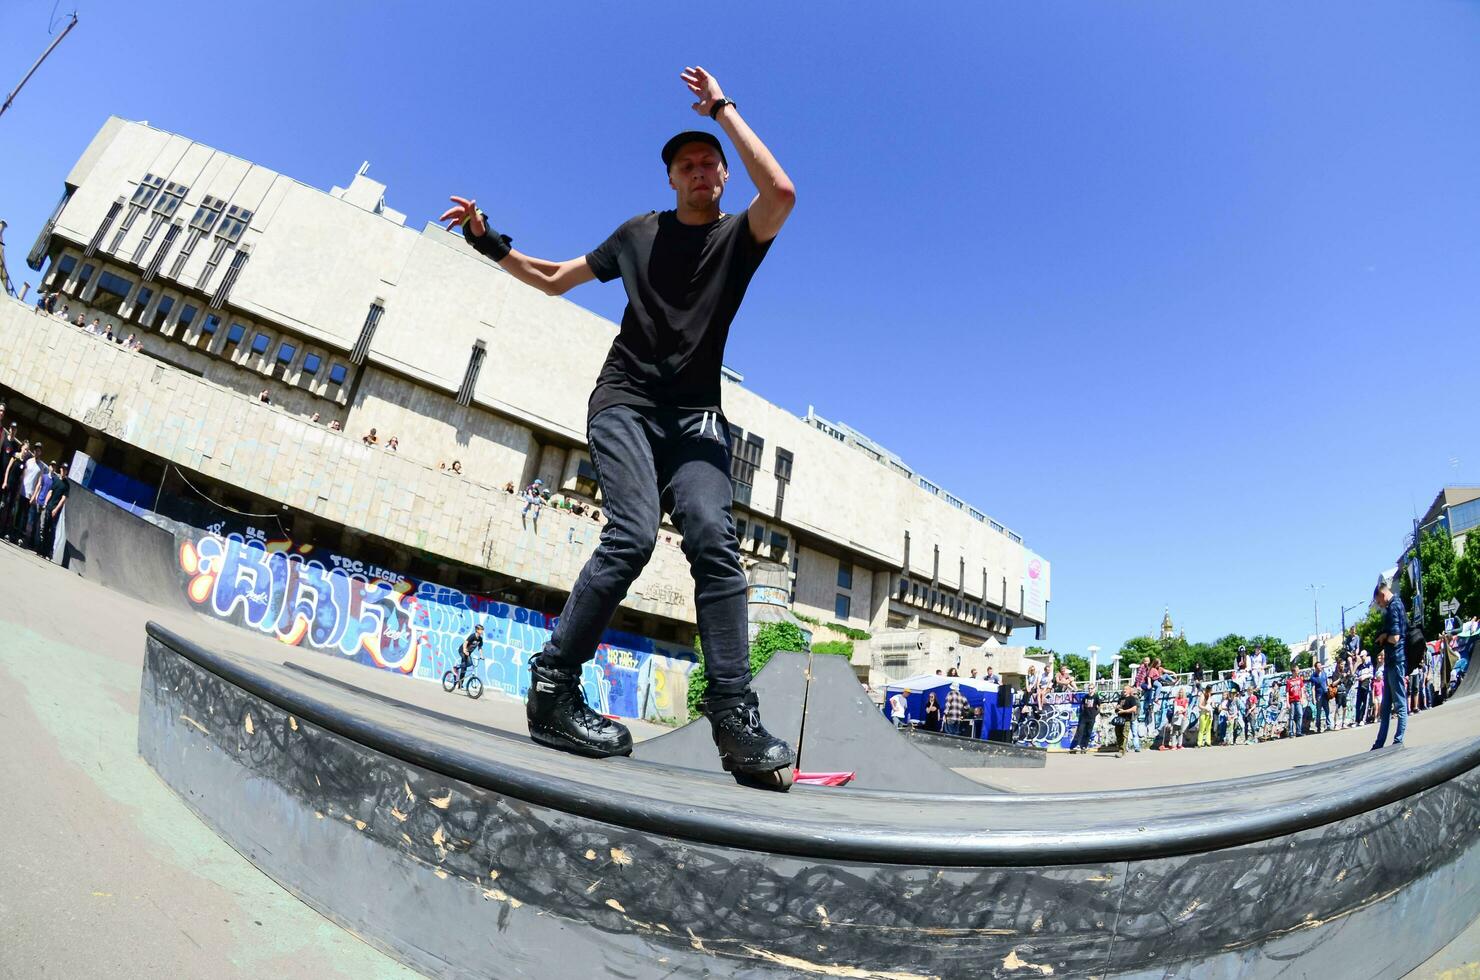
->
1308, 584, 1325, 639
1087, 645, 1101, 689
1111, 654, 1123, 691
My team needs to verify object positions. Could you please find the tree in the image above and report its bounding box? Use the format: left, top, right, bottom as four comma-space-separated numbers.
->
1455, 541, 1480, 624
1401, 528, 1460, 638
1354, 605, 1384, 656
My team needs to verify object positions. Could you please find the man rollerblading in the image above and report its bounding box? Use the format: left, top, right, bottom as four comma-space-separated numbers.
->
443, 65, 797, 782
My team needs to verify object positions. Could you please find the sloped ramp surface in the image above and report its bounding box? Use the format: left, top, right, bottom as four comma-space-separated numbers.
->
62, 483, 192, 612
632, 651, 808, 773
799, 652, 992, 793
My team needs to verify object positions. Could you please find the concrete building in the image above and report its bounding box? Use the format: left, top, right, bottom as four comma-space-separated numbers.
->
10, 116, 1050, 669
1418, 487, 1480, 556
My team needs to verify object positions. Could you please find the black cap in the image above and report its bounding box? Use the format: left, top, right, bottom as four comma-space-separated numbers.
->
661, 130, 727, 170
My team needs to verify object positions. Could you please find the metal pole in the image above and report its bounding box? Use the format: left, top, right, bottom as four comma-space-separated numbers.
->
0, 14, 79, 120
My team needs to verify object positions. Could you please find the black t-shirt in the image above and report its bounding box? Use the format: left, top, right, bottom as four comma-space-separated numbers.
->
1080, 692, 1102, 720
461, 631, 483, 659
584, 209, 772, 422
1116, 694, 1138, 718
46, 479, 68, 511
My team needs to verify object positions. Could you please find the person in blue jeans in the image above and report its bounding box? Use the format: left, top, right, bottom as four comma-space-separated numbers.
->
1371, 580, 1408, 750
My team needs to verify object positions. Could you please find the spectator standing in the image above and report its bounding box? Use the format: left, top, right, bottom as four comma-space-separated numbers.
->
0, 440, 28, 539
25, 461, 54, 553
1311, 659, 1331, 732
1220, 690, 1245, 745
1284, 670, 1306, 737
451, 460, 463, 475
10, 443, 42, 543
1196, 685, 1215, 747
1355, 652, 1374, 726
362, 427, 379, 446
922, 691, 941, 732
1159, 688, 1189, 751
387, 436, 399, 453
1070, 688, 1101, 753
1244, 686, 1261, 743
888, 689, 909, 728
943, 682, 968, 736
1113, 684, 1139, 757
1371, 581, 1408, 750
37, 463, 68, 559
329, 420, 342, 431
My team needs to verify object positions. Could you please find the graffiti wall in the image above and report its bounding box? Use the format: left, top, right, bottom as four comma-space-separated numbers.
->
176, 530, 696, 722
1014, 691, 1085, 750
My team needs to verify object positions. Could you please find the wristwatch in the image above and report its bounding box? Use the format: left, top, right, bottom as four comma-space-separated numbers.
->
709, 98, 736, 120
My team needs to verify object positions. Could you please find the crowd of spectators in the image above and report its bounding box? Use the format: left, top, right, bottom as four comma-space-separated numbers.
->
0, 403, 69, 561
34, 291, 143, 350
1062, 621, 1472, 758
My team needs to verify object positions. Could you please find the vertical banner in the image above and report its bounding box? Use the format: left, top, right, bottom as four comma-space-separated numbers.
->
1022, 551, 1049, 623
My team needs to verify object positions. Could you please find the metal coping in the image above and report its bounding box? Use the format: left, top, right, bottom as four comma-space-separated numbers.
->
146, 621, 1480, 868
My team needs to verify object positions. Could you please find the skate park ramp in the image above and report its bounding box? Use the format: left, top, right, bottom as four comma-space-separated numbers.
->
633, 650, 809, 772
61, 483, 193, 612
634, 650, 989, 793
141, 619, 1480, 980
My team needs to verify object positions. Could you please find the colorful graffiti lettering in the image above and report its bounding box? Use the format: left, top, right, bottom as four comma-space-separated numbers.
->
177, 532, 697, 721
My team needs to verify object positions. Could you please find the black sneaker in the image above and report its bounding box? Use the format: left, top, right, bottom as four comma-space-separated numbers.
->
526, 657, 632, 758
702, 690, 795, 776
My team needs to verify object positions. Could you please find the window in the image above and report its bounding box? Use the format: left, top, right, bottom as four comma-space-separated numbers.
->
209, 247, 250, 309
86, 199, 124, 257
222, 322, 247, 356
142, 220, 181, 282
250, 332, 271, 357
129, 286, 153, 320
198, 314, 221, 347
751, 523, 765, 548
328, 363, 348, 386
456, 340, 486, 406
145, 294, 175, 329
275, 341, 297, 366
768, 531, 789, 558
92, 271, 134, 316
730, 428, 763, 506
351, 301, 385, 364
301, 352, 322, 376
172, 301, 194, 330
171, 196, 225, 280
53, 255, 77, 285
835, 594, 851, 621
1451, 498, 1480, 537
837, 560, 853, 590
76, 263, 95, 289
774, 447, 793, 520
216, 204, 252, 243
736, 518, 748, 543
129, 174, 163, 209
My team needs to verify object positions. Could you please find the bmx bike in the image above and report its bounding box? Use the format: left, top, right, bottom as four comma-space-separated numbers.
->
442, 657, 484, 699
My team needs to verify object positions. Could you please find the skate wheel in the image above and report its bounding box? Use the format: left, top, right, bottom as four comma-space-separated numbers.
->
733, 767, 794, 792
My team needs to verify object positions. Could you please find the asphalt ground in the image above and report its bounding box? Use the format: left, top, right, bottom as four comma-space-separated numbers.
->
0, 539, 1474, 977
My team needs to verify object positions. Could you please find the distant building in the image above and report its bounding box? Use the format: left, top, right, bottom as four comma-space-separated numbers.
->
1417, 487, 1480, 556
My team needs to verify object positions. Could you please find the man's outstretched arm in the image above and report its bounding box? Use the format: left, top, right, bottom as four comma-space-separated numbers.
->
439, 196, 596, 297
681, 66, 796, 243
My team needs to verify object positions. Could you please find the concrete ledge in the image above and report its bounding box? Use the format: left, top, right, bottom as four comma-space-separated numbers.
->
900, 726, 1048, 768
140, 620, 1480, 978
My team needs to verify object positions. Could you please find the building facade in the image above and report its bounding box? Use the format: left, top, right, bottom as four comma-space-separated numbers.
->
11, 116, 1050, 673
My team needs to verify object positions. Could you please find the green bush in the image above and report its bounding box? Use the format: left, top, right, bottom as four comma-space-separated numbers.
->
811, 639, 854, 658
687, 621, 810, 720
828, 622, 871, 641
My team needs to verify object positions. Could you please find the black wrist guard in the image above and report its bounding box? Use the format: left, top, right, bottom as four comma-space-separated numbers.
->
464, 211, 513, 261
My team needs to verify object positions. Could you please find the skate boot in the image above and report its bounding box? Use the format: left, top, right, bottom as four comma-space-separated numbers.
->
701, 690, 796, 791
526, 656, 632, 758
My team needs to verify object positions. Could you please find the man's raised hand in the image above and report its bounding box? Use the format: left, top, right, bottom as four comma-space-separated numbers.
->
439, 196, 486, 236
681, 66, 725, 117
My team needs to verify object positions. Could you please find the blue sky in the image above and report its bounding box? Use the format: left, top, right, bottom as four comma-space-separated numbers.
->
3, 2, 1477, 654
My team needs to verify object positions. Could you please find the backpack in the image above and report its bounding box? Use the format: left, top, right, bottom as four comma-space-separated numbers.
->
1406, 619, 1427, 661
